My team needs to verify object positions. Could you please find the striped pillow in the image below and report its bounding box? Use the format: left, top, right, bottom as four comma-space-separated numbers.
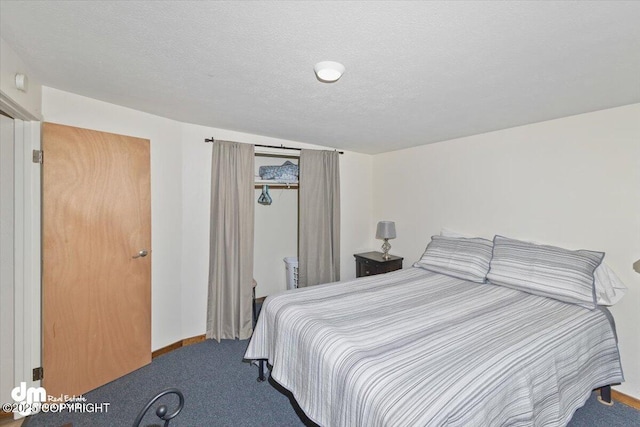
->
487, 236, 604, 309
415, 235, 493, 283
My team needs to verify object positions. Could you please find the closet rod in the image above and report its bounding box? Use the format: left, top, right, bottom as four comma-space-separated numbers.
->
204, 137, 344, 154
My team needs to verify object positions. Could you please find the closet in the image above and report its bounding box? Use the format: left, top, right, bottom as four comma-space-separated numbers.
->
253, 151, 299, 298
205, 137, 340, 340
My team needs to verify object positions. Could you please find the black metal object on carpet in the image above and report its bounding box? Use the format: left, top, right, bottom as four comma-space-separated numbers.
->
132, 388, 184, 427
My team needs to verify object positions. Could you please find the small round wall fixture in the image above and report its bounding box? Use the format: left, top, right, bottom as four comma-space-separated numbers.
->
314, 61, 345, 83
15, 73, 28, 92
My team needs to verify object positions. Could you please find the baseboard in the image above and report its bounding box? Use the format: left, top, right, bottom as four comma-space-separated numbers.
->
152, 334, 206, 359
612, 389, 640, 410
151, 340, 182, 359
182, 334, 206, 346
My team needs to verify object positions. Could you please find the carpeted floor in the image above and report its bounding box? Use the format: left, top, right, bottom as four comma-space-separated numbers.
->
24, 339, 640, 427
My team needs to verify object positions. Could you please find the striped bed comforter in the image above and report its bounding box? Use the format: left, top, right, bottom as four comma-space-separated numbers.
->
244, 268, 623, 427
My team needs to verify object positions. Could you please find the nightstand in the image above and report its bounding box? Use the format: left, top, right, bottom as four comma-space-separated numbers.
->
354, 252, 403, 278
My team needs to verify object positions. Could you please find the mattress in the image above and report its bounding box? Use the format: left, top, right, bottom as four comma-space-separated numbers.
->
244, 268, 623, 427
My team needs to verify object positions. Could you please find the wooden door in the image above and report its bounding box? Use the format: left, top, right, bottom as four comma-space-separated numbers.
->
42, 123, 151, 399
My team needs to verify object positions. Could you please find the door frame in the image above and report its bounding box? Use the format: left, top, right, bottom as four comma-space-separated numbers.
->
1, 92, 41, 419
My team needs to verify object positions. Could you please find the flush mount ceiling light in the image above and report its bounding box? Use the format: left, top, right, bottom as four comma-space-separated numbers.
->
314, 61, 345, 83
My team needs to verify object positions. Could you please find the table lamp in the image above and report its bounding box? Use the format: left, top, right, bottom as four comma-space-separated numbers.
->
376, 221, 396, 260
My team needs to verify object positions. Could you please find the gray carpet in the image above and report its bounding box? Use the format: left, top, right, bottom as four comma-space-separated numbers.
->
25, 339, 640, 427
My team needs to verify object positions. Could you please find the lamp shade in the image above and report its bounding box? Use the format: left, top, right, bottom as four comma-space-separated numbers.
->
376, 221, 396, 240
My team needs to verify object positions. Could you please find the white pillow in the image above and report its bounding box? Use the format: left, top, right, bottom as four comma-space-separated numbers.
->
594, 263, 628, 306
441, 228, 472, 238
440, 228, 627, 306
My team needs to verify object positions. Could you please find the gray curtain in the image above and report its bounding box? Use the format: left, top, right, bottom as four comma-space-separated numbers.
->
206, 140, 254, 341
298, 150, 340, 287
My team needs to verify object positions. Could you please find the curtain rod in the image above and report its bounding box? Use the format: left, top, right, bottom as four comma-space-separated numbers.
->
204, 137, 344, 154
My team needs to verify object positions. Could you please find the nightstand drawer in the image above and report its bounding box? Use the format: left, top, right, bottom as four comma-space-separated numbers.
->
354, 252, 403, 278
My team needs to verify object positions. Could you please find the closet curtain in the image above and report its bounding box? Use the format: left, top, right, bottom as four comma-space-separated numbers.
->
206, 140, 254, 341
298, 149, 340, 287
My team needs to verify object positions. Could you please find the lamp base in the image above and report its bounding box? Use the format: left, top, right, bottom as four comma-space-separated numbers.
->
381, 239, 391, 260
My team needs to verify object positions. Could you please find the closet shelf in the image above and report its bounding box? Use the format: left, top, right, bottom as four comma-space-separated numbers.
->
255, 179, 298, 188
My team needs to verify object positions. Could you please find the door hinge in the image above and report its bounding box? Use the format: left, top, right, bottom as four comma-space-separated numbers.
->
32, 149, 43, 164
32, 366, 43, 381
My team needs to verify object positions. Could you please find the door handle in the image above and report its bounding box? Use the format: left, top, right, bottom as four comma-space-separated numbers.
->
133, 249, 148, 259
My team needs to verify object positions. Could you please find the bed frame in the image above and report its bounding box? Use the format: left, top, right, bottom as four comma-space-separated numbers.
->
257, 359, 267, 382
598, 385, 614, 405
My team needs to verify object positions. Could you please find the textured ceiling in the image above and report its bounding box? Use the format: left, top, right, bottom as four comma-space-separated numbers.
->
1, 1, 639, 154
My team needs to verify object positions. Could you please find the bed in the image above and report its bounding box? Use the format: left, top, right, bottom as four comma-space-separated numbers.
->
245, 236, 624, 427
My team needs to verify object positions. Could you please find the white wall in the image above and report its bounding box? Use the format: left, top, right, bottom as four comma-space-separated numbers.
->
371, 104, 640, 398
0, 37, 41, 119
338, 150, 377, 279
